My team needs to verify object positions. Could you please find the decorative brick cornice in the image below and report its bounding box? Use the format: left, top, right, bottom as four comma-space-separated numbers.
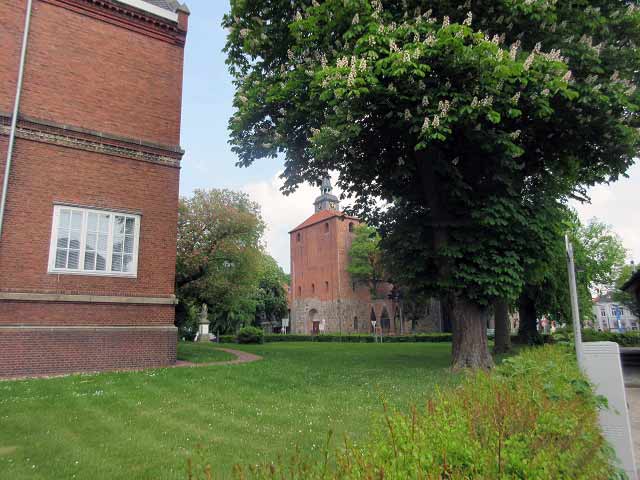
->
40, 0, 187, 47
0, 114, 183, 168
0, 292, 178, 305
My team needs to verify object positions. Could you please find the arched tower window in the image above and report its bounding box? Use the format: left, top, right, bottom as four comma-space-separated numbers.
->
348, 222, 354, 233
325, 222, 329, 233
311, 283, 315, 294
353, 316, 358, 331
297, 232, 301, 242
298, 286, 302, 296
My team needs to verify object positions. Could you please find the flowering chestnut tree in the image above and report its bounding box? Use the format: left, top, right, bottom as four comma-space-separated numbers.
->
224, 1, 640, 368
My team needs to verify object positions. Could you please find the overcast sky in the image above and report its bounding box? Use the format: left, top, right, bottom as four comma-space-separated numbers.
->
179, 1, 640, 272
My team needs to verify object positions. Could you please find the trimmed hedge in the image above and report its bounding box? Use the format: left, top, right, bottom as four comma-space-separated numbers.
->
219, 333, 453, 344
236, 326, 264, 344
230, 346, 619, 479
554, 328, 640, 347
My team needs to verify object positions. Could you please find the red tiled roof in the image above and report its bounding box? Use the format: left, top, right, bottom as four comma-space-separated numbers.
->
289, 210, 358, 233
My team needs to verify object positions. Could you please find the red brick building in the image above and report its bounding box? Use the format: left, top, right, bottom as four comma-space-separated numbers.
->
289, 178, 443, 335
0, 0, 189, 377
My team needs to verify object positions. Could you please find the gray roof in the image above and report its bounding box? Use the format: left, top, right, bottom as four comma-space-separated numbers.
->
143, 0, 180, 12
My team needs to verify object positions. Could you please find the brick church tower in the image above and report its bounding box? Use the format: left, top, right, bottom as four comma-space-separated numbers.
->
289, 177, 399, 335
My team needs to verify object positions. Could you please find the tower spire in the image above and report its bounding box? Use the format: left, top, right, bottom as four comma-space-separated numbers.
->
313, 175, 339, 213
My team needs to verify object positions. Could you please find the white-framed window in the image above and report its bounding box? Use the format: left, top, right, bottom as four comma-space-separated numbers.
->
48, 205, 140, 277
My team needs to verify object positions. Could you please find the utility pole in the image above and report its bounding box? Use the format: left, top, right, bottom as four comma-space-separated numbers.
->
566, 235, 584, 366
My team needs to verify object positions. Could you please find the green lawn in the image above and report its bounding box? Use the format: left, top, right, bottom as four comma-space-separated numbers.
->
0, 342, 457, 479
177, 341, 237, 363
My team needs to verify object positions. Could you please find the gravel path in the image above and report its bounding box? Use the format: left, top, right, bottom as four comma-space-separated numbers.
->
174, 347, 263, 368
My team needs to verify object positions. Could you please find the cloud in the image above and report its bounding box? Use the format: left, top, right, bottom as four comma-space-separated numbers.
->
571, 162, 640, 264
241, 173, 343, 272
244, 163, 640, 272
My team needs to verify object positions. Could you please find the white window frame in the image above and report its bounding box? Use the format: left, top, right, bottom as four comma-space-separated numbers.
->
47, 205, 141, 278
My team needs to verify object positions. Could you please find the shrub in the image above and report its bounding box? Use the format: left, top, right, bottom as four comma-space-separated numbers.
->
236, 326, 264, 344
231, 346, 620, 479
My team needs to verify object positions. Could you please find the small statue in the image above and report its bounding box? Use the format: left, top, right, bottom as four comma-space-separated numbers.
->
197, 303, 210, 342
199, 303, 209, 324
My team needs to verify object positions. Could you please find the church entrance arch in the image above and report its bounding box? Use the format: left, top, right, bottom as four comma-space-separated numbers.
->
309, 309, 319, 335
380, 306, 391, 333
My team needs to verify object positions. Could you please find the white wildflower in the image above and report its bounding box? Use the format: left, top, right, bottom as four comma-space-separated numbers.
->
352, 13, 359, 25
404, 109, 412, 120
463, 12, 473, 26
524, 52, 535, 70
432, 114, 440, 127
511, 92, 521, 104
421, 117, 430, 132
422, 95, 429, 107
510, 130, 521, 140
442, 16, 450, 28
562, 70, 572, 82
295, 11, 302, 21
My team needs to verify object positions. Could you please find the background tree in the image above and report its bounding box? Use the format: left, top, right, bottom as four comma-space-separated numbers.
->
347, 224, 385, 298
613, 264, 640, 319
225, 1, 639, 368
518, 211, 627, 340
253, 255, 290, 327
175, 189, 266, 337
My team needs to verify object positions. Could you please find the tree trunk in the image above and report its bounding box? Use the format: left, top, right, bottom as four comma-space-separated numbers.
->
451, 297, 494, 370
493, 298, 512, 354
417, 149, 492, 369
517, 292, 539, 344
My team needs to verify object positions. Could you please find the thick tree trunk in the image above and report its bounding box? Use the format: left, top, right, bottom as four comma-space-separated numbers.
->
493, 298, 512, 354
451, 297, 494, 370
417, 149, 492, 369
517, 292, 539, 344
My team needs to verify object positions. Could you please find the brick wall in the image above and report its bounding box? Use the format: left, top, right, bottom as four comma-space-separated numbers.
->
0, 302, 174, 326
0, 326, 177, 377
0, 0, 187, 377
0, 0, 185, 146
0, 140, 179, 297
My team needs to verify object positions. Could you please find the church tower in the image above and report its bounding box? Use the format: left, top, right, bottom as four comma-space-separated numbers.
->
313, 176, 340, 213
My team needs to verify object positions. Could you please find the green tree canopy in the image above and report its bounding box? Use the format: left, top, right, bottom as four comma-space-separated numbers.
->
225, 1, 639, 367
347, 224, 386, 297
176, 189, 267, 336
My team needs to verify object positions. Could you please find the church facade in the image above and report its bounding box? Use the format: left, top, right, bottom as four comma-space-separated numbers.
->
289, 178, 442, 335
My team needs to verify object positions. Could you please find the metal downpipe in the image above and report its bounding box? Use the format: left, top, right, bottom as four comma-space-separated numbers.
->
0, 0, 34, 240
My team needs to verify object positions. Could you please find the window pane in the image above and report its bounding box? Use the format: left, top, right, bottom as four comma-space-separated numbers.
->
84, 251, 96, 270
99, 214, 110, 233
86, 233, 97, 251
96, 253, 107, 271
112, 254, 123, 272
124, 236, 134, 254
113, 238, 123, 253
123, 254, 134, 273
87, 213, 98, 232
68, 250, 80, 269
59, 210, 71, 229
71, 211, 83, 230
57, 231, 69, 249
98, 234, 108, 252
125, 218, 135, 235
55, 249, 67, 268
69, 229, 81, 250
114, 216, 125, 235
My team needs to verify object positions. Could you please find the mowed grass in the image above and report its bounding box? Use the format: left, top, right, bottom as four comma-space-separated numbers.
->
177, 342, 236, 363
0, 342, 457, 480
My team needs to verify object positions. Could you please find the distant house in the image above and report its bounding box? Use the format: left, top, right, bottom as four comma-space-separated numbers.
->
593, 292, 639, 332
0, 0, 189, 377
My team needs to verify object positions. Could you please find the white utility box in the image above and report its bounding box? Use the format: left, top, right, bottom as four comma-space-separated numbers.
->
582, 341, 637, 480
